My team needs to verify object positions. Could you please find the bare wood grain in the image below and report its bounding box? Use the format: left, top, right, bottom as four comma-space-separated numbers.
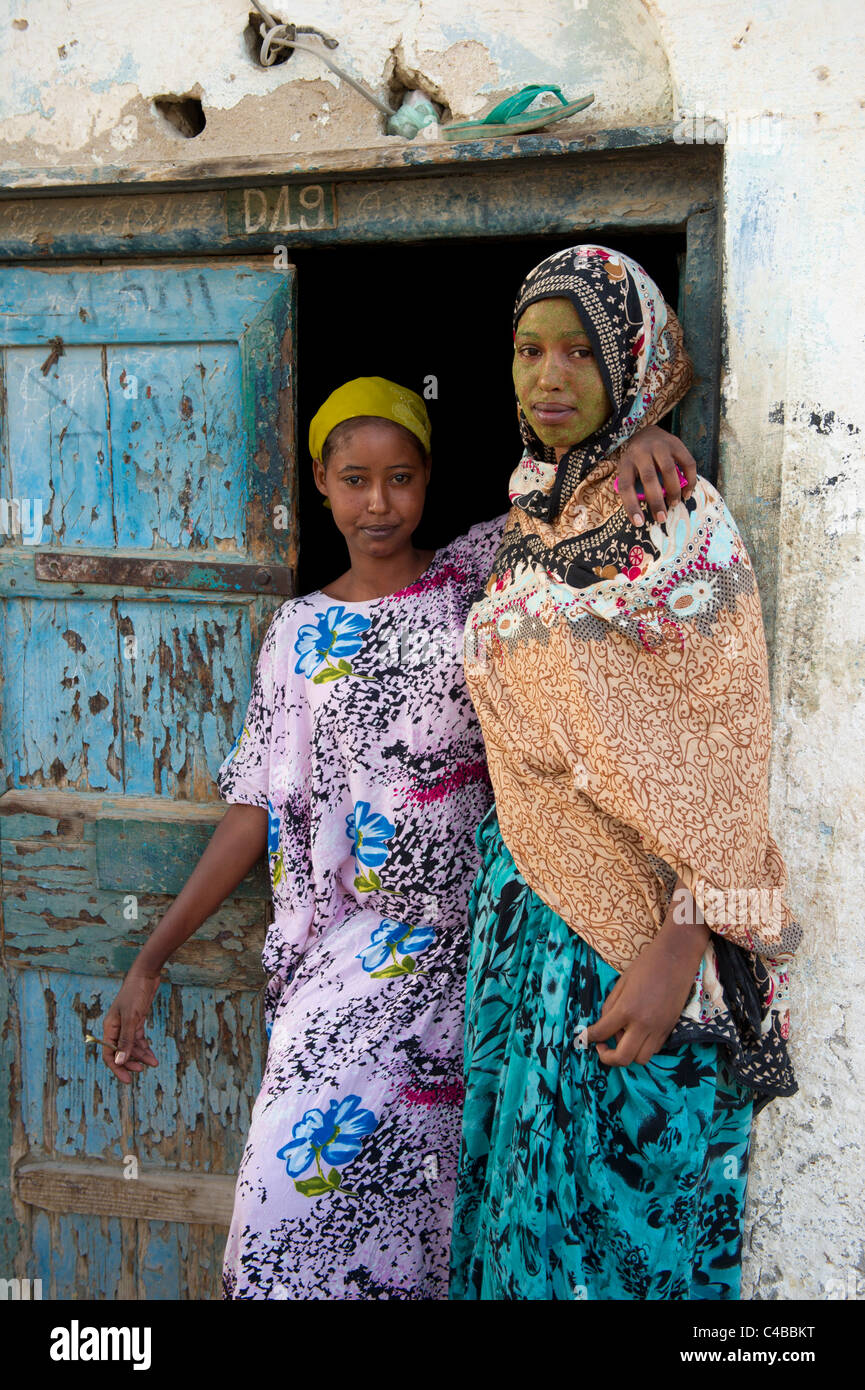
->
0, 126, 680, 195
0, 788, 228, 823
15, 1158, 237, 1227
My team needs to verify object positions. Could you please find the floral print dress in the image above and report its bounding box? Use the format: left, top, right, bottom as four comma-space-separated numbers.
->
216, 517, 503, 1300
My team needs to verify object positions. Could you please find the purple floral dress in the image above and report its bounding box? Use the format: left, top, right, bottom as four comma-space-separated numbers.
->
217, 518, 504, 1300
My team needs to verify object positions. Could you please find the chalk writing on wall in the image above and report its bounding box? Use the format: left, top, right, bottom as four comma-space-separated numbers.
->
225, 184, 336, 235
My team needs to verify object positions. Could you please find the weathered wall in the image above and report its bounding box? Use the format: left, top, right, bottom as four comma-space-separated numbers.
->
645, 0, 865, 1301
0, 0, 671, 170
1, 0, 864, 1300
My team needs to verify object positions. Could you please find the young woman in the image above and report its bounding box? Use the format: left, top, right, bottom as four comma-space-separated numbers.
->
102, 373, 699, 1300
450, 245, 800, 1301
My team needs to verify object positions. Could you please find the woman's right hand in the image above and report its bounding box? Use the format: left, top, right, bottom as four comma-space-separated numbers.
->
102, 965, 162, 1084
98, 804, 269, 1084
615, 424, 697, 527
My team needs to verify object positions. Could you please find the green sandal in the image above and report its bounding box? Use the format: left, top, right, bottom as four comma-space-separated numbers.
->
441, 84, 594, 142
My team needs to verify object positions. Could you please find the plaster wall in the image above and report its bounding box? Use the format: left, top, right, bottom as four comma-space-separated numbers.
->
0, 0, 863, 1300
0, 0, 671, 167
645, 0, 865, 1300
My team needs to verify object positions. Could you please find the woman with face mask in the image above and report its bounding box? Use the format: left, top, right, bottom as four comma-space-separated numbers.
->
450, 246, 799, 1302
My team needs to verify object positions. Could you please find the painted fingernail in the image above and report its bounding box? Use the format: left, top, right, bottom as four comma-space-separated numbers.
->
114, 1051, 126, 1065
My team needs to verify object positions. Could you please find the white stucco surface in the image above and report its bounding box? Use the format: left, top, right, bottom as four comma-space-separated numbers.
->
0, 0, 671, 164
645, 0, 865, 1299
0, 0, 863, 1300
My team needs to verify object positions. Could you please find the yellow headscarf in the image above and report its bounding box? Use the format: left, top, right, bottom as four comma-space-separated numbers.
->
308, 376, 431, 460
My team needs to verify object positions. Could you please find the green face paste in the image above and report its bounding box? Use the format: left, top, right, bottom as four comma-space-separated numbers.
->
513, 299, 611, 456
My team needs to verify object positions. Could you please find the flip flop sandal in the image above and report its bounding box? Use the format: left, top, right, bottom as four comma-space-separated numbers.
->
441, 84, 594, 142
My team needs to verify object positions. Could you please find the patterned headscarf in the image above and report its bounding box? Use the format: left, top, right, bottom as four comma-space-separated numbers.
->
509, 244, 691, 521
463, 244, 799, 1104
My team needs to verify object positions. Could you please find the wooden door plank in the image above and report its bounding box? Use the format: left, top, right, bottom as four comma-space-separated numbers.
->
1, 596, 263, 801
4, 346, 115, 547
34, 1209, 138, 1300
239, 284, 295, 565
0, 965, 19, 1274
1, 836, 94, 883
0, 143, 719, 258
1, 787, 231, 821
1, 799, 268, 900
0, 550, 284, 604
0, 264, 297, 345
93, 818, 269, 895
117, 598, 255, 799
14, 970, 131, 1158
130, 982, 263, 1175
678, 206, 722, 482
0, 126, 680, 196
138, 1222, 227, 1301
16, 1159, 237, 1227
1, 596, 121, 793
108, 342, 249, 553
3, 904, 267, 988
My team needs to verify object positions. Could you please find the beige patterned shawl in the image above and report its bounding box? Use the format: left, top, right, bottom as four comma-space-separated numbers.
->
464, 245, 799, 1100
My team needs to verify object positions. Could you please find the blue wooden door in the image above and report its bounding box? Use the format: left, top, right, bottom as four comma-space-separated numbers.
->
0, 260, 296, 1299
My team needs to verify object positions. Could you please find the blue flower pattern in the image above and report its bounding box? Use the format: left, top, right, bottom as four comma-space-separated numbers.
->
266, 797, 284, 886
266, 798, 280, 855
276, 1095, 378, 1198
225, 722, 250, 764
356, 917, 436, 979
346, 800, 397, 893
293, 606, 373, 684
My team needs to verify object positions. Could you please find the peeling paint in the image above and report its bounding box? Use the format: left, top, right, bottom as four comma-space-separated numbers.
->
0, 0, 863, 1305
0, 1, 672, 170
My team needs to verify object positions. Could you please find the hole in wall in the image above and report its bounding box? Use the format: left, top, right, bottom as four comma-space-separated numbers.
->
386, 74, 447, 121
385, 45, 451, 129
244, 10, 295, 67
385, 80, 448, 134
152, 94, 206, 138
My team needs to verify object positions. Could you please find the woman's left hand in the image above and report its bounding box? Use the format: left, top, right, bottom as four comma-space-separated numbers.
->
616, 424, 698, 528
583, 905, 709, 1068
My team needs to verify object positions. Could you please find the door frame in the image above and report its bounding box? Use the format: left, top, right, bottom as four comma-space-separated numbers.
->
0, 256, 296, 1296
0, 134, 724, 1293
0, 139, 723, 478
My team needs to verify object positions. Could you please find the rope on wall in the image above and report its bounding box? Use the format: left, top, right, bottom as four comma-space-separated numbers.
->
248, 2, 394, 116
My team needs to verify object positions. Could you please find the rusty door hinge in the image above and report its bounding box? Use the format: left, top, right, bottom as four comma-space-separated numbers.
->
34, 552, 293, 594
40, 336, 65, 375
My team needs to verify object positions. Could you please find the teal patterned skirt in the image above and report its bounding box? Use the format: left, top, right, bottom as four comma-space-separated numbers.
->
449, 807, 754, 1301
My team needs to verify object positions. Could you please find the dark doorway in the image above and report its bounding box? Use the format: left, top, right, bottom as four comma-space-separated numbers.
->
292, 231, 684, 595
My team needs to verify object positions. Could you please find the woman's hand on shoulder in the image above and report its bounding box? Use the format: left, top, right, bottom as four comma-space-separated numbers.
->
616, 424, 697, 528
